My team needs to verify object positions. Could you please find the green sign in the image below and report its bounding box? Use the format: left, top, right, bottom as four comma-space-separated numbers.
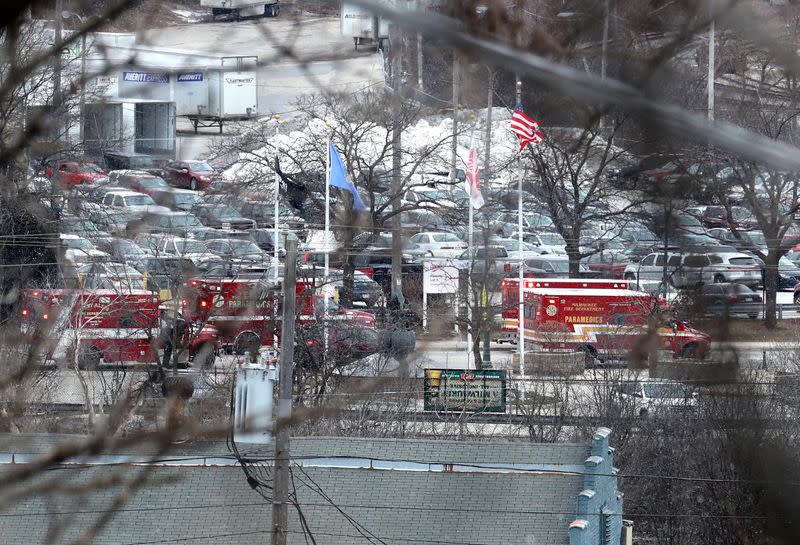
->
423, 369, 506, 413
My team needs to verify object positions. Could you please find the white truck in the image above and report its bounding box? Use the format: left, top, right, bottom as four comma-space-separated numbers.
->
201, 0, 279, 19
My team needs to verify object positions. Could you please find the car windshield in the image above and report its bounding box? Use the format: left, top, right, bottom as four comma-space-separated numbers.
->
167, 214, 202, 227
539, 233, 565, 245
780, 256, 800, 270
643, 383, 690, 398
78, 164, 103, 173
175, 239, 207, 254
526, 213, 553, 227
64, 238, 93, 250
117, 240, 145, 255
215, 206, 241, 218
139, 177, 167, 188
231, 241, 262, 256
432, 233, 461, 243
190, 162, 213, 172
743, 232, 766, 246
419, 190, 451, 200
677, 215, 701, 227
732, 207, 751, 220
174, 193, 201, 206
127, 195, 155, 206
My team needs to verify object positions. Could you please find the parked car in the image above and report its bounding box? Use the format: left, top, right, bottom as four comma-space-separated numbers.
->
405, 232, 467, 258
672, 252, 760, 288
163, 160, 217, 190
192, 227, 252, 242
238, 201, 306, 231
489, 237, 543, 260
524, 232, 567, 254
60, 234, 109, 265
88, 209, 141, 236
297, 324, 381, 368
326, 270, 384, 307
116, 173, 170, 196
126, 211, 204, 238
583, 251, 630, 279
249, 228, 286, 255
46, 161, 106, 189
151, 188, 205, 211
76, 262, 146, 291
136, 256, 199, 294
103, 151, 164, 175
93, 237, 153, 263
701, 206, 757, 230
615, 380, 697, 417
456, 246, 518, 277
60, 216, 109, 240
191, 204, 257, 230
522, 256, 571, 277
205, 238, 269, 264
678, 283, 762, 319
150, 236, 219, 270
101, 190, 171, 216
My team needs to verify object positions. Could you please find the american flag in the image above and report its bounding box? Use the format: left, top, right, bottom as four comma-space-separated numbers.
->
464, 147, 484, 209
510, 103, 544, 152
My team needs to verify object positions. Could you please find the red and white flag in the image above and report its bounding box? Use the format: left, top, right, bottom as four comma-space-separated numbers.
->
511, 103, 544, 153
465, 147, 484, 210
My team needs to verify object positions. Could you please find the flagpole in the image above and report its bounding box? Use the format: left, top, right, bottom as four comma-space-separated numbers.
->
324, 125, 331, 355
516, 79, 526, 386
467, 114, 476, 369
273, 114, 280, 279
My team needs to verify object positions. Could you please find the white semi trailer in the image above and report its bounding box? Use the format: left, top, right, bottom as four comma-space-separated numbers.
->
201, 0, 280, 19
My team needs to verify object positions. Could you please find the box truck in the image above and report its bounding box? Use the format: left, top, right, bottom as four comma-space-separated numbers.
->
201, 0, 279, 19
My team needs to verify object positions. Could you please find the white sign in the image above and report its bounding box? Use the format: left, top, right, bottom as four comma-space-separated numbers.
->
423, 262, 459, 294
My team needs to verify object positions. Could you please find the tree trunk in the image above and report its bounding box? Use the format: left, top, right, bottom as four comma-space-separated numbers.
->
340, 228, 355, 308
566, 243, 581, 278
764, 251, 779, 329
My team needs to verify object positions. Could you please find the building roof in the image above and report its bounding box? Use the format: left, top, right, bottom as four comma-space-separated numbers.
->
0, 433, 619, 545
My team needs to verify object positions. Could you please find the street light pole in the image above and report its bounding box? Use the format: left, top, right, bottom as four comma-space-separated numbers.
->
273, 115, 281, 278
62, 11, 87, 145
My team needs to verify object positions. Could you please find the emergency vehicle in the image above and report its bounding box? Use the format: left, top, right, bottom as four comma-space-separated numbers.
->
20, 289, 159, 367
181, 277, 375, 354
499, 279, 710, 362
499, 278, 635, 337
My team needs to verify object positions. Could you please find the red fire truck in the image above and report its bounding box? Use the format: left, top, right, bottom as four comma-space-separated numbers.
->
499, 280, 710, 361
20, 289, 160, 367
181, 277, 376, 354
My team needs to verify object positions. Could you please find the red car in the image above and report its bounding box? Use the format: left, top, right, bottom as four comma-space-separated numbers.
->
117, 173, 170, 196
583, 252, 630, 279
46, 161, 107, 189
163, 160, 216, 190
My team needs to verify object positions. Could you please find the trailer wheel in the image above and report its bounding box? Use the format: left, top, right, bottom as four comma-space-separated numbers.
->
234, 332, 261, 356
77, 346, 102, 370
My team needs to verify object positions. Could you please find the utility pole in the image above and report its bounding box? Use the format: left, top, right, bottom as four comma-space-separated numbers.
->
484, 68, 493, 184
599, 0, 609, 131
53, 0, 63, 118
450, 53, 459, 187
416, 0, 424, 91
390, 18, 403, 300
707, 2, 715, 122
271, 234, 298, 545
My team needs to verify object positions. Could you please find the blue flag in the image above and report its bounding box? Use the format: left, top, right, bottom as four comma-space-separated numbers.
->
329, 142, 367, 211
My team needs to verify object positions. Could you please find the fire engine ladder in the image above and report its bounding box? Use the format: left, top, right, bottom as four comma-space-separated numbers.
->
50, 293, 81, 363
